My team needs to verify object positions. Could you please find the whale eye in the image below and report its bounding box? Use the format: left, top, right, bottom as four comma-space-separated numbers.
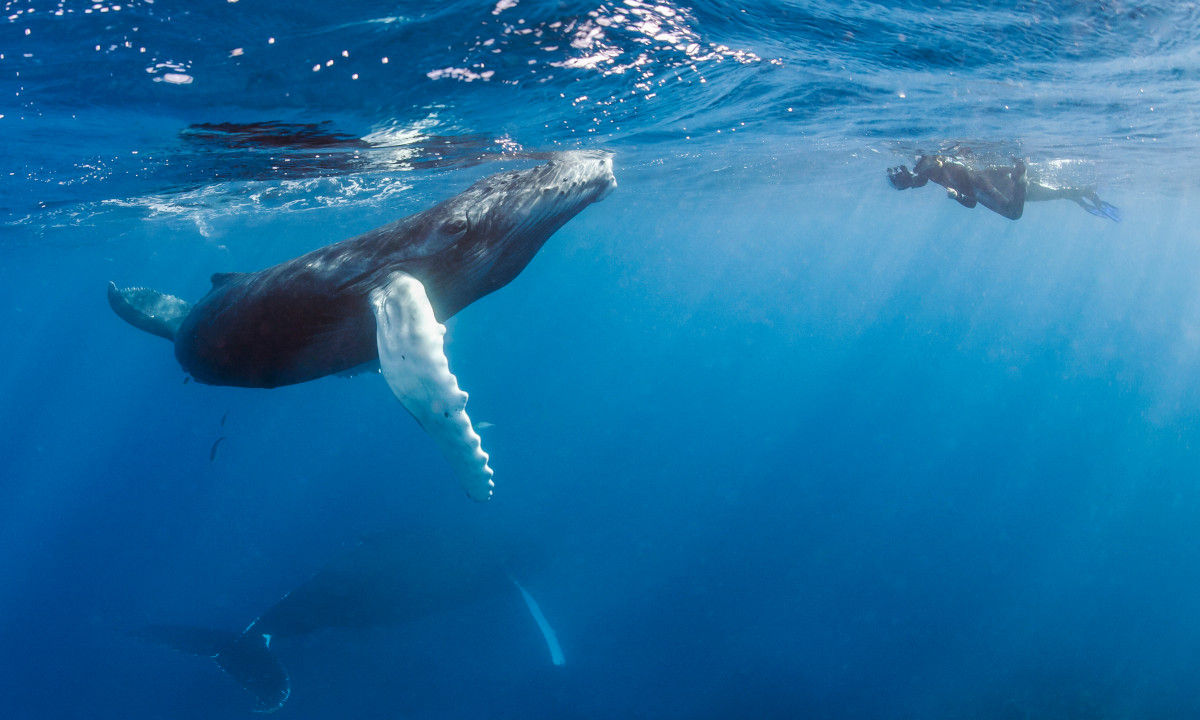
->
441, 218, 468, 236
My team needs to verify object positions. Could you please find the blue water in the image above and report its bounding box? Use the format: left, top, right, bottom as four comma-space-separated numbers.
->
5, 1, 1200, 718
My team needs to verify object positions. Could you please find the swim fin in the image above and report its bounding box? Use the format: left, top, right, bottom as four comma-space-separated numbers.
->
1096, 200, 1121, 222
1075, 196, 1122, 223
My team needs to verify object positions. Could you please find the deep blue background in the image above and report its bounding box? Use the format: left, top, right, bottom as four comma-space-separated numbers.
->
4, 1, 1200, 718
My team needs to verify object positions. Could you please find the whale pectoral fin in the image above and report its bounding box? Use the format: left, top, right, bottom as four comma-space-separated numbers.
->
107, 282, 192, 341
511, 578, 566, 666
370, 271, 494, 502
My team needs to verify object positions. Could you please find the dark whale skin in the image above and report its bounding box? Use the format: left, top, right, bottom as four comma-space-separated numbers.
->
173, 152, 615, 388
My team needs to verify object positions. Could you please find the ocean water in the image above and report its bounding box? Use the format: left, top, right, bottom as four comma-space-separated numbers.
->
4, 1, 1200, 718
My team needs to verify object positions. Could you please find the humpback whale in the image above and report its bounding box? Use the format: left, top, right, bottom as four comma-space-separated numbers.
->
109, 151, 616, 500
134, 530, 565, 712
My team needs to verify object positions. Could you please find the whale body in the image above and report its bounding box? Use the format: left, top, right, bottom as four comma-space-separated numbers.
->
135, 529, 565, 712
109, 151, 616, 500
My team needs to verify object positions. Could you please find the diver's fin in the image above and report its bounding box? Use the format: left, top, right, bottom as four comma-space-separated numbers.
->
132, 625, 290, 712
370, 271, 494, 501
107, 282, 191, 341
511, 578, 565, 666
1076, 196, 1122, 223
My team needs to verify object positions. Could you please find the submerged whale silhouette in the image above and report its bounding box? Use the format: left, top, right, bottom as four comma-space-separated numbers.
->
135, 530, 564, 712
109, 151, 616, 500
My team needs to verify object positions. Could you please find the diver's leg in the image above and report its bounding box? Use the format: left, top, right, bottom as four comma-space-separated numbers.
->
1007, 160, 1027, 219
971, 162, 1024, 219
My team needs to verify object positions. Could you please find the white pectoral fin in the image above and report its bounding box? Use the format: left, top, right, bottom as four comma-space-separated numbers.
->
370, 272, 494, 501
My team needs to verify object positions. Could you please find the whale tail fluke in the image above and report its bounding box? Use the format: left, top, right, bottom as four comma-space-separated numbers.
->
214, 632, 291, 713
133, 625, 291, 713
107, 282, 191, 341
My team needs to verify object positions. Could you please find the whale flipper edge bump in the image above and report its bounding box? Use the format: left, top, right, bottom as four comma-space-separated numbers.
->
371, 271, 494, 502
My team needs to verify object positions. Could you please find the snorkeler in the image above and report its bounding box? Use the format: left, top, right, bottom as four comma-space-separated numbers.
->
887, 153, 1121, 222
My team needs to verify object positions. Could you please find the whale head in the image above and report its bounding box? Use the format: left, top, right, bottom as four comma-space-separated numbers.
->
410, 150, 617, 317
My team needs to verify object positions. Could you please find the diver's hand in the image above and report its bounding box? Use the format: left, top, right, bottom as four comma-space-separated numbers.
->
888, 165, 918, 190
946, 187, 977, 209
